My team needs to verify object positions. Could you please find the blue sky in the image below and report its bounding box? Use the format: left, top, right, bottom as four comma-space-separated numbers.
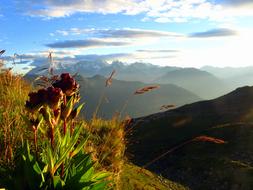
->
1, 0, 253, 72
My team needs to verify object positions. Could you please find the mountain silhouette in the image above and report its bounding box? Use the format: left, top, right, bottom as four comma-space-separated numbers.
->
155, 67, 229, 99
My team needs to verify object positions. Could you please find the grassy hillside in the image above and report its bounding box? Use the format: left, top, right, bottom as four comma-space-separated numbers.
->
146, 123, 253, 190
127, 86, 253, 189
127, 86, 253, 164
120, 164, 189, 190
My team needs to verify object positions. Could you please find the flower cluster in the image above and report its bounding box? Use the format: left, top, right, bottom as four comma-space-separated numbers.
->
25, 87, 63, 111
25, 73, 81, 146
53, 73, 79, 96
25, 73, 79, 111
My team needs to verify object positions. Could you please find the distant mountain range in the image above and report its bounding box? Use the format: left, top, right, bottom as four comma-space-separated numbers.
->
201, 66, 253, 91
155, 67, 229, 99
127, 86, 253, 189
27, 60, 179, 83
25, 74, 201, 119
27, 60, 253, 100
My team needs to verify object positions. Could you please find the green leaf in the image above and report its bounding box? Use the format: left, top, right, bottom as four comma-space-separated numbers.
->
62, 96, 74, 119
53, 175, 65, 189
64, 153, 89, 175
70, 136, 88, 158
90, 181, 110, 190
76, 103, 84, 117
92, 172, 111, 181
33, 161, 42, 174
46, 145, 55, 174
79, 165, 94, 182
37, 114, 45, 133
21, 142, 45, 190
74, 154, 91, 169
54, 133, 79, 172
43, 106, 53, 125
64, 157, 94, 188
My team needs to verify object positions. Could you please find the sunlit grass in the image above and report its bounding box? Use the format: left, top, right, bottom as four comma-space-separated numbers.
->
85, 116, 126, 189
0, 68, 30, 165
0, 68, 126, 189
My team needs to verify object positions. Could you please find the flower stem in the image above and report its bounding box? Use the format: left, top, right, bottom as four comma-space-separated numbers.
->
61, 164, 64, 178
34, 128, 38, 156
63, 95, 67, 135
50, 127, 54, 148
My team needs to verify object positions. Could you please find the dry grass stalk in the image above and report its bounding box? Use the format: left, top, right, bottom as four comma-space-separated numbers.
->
160, 104, 175, 110
33, 74, 60, 88
105, 70, 116, 87
134, 85, 160, 95
143, 135, 226, 169
48, 51, 54, 75
193, 135, 226, 144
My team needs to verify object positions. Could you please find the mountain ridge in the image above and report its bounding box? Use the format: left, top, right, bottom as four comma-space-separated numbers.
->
126, 85, 253, 189
155, 67, 229, 99
127, 85, 253, 163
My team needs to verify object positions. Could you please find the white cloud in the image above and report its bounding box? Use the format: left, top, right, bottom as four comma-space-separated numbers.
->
23, 0, 146, 17
19, 0, 253, 23
56, 30, 69, 36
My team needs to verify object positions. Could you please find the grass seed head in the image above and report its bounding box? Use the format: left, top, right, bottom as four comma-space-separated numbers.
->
193, 136, 226, 144
134, 85, 160, 95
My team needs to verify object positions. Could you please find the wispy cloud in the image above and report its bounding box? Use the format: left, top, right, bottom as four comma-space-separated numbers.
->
71, 51, 177, 63
46, 39, 130, 48
137, 49, 180, 53
47, 28, 183, 50
189, 28, 238, 38
74, 53, 132, 61
54, 28, 183, 38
